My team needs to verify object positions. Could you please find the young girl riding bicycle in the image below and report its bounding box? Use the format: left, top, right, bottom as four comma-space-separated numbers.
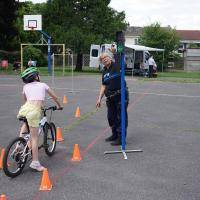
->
18, 67, 62, 171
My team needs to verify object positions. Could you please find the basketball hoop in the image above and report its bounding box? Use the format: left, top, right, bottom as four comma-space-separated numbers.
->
28, 20, 37, 31
24, 15, 41, 31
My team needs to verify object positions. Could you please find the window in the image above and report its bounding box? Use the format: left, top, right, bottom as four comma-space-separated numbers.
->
91, 49, 99, 57
101, 46, 105, 53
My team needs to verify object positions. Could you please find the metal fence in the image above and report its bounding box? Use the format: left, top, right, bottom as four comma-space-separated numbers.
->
82, 54, 90, 67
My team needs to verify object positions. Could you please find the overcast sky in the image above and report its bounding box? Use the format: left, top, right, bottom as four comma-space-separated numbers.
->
30, 0, 200, 30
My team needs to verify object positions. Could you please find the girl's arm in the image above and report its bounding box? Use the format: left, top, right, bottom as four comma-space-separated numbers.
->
47, 88, 62, 109
23, 93, 27, 104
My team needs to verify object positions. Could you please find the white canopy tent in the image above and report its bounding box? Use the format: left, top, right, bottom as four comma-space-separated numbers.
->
125, 43, 165, 72
125, 43, 164, 52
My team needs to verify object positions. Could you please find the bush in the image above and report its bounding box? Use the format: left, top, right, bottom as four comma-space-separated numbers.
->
23, 46, 47, 67
0, 50, 20, 64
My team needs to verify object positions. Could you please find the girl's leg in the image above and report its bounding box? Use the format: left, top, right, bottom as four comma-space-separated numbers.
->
19, 123, 32, 149
15, 123, 28, 150
29, 127, 45, 171
30, 127, 39, 161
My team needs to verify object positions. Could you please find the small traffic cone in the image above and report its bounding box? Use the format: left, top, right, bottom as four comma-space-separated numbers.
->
0, 148, 5, 169
75, 107, 81, 118
71, 144, 82, 162
39, 168, 52, 191
56, 127, 64, 142
0, 194, 6, 200
63, 95, 68, 104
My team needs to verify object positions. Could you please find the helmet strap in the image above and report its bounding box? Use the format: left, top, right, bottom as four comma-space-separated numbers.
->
36, 74, 40, 82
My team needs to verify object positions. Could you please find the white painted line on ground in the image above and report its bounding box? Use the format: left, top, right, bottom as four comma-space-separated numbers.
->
0, 84, 20, 87
1, 83, 200, 99
0, 77, 19, 80
53, 87, 99, 92
54, 87, 200, 98
0, 115, 15, 119
130, 91, 200, 98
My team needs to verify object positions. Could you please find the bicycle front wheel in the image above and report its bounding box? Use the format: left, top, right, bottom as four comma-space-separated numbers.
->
3, 137, 29, 178
43, 123, 56, 156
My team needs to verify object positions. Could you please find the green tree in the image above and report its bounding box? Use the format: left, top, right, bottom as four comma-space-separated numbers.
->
23, 46, 46, 67
43, 0, 127, 71
0, 0, 18, 50
139, 22, 180, 70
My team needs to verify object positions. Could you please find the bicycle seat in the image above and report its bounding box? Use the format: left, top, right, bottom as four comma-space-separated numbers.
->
18, 116, 27, 122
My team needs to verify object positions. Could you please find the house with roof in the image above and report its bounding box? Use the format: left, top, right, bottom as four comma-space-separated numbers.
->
176, 30, 200, 50
176, 30, 200, 71
125, 26, 143, 45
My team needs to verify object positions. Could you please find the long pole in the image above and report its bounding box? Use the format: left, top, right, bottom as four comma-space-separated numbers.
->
52, 53, 55, 87
71, 53, 74, 94
162, 50, 165, 72
63, 44, 65, 76
47, 37, 51, 75
21, 44, 23, 71
120, 51, 126, 151
132, 50, 135, 78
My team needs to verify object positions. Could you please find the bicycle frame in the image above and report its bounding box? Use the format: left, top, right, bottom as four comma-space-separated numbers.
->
17, 107, 54, 158
38, 116, 47, 135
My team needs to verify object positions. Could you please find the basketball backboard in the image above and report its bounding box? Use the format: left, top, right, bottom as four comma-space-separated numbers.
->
24, 15, 42, 31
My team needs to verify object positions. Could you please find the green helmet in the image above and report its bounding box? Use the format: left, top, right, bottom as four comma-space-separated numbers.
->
21, 67, 39, 83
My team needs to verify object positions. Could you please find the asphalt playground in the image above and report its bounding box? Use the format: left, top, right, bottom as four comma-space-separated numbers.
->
0, 74, 200, 200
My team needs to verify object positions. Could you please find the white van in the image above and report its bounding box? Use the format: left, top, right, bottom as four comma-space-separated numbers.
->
89, 44, 100, 69
89, 44, 116, 69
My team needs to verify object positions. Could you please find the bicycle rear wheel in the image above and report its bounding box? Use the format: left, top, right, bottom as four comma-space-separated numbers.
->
43, 123, 56, 156
3, 137, 29, 178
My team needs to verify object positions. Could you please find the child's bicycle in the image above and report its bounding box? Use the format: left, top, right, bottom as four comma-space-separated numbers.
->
3, 106, 62, 178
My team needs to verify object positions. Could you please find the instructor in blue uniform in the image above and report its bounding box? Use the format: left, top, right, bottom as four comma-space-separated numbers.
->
96, 50, 129, 146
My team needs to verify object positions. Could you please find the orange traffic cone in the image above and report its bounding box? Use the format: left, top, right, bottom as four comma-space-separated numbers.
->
39, 168, 52, 191
63, 95, 68, 104
0, 194, 6, 200
0, 148, 5, 169
75, 107, 81, 118
71, 144, 82, 162
56, 127, 64, 142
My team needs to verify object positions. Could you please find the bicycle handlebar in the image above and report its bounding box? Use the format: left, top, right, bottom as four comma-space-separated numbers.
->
42, 106, 63, 112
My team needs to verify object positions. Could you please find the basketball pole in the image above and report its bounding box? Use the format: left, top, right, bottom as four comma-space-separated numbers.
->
51, 53, 55, 87
39, 30, 52, 75
20, 44, 23, 71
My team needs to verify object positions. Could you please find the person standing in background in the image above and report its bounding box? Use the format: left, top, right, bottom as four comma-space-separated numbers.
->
148, 55, 156, 78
